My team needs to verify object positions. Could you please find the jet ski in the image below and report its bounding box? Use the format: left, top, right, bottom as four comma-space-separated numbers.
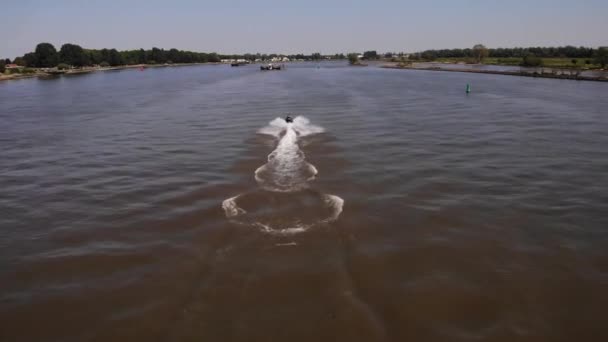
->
285, 116, 293, 123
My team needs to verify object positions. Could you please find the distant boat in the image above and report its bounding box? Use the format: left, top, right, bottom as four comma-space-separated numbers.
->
231, 62, 249, 67
260, 64, 283, 71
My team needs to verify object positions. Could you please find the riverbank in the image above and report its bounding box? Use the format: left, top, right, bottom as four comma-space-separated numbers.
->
382, 63, 608, 82
427, 57, 603, 69
0, 62, 219, 82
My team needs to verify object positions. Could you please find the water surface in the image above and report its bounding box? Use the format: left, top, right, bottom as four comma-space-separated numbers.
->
1, 62, 607, 341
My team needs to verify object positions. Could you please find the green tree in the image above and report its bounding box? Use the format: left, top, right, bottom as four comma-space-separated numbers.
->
594, 47, 608, 68
363, 50, 378, 59
13, 56, 25, 66
168, 48, 180, 63
59, 43, 90, 67
97, 49, 109, 64
521, 54, 543, 67
421, 50, 437, 61
0, 60, 5, 73
150, 47, 166, 64
107, 49, 123, 66
208, 53, 220, 63
87, 49, 102, 65
23, 52, 38, 67
347, 53, 359, 65
57, 63, 70, 70
137, 49, 147, 64
472, 44, 489, 63
311, 52, 322, 60
34, 42, 59, 67
119, 50, 139, 65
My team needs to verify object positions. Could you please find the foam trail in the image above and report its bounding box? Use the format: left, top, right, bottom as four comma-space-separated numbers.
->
257, 118, 287, 138
255, 116, 320, 192
223, 116, 344, 234
323, 194, 345, 221
222, 195, 245, 217
257, 116, 324, 138
291, 116, 325, 137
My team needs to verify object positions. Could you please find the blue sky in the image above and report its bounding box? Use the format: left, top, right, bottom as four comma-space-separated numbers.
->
2, 0, 607, 59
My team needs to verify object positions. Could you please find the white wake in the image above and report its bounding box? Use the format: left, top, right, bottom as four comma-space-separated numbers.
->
254, 117, 321, 192
222, 116, 343, 234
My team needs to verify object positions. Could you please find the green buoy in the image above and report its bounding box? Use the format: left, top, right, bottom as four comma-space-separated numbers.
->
466, 83, 471, 94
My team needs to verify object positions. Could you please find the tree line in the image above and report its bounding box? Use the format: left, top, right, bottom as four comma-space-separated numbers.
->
416, 45, 600, 60
6, 43, 349, 69
10, 43, 223, 68
4, 43, 606, 70
413, 44, 607, 68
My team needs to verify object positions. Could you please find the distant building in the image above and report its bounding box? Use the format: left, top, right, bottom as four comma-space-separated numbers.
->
6, 64, 20, 69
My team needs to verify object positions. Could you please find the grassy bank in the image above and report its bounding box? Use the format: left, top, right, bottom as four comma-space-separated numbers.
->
382, 64, 608, 82
429, 57, 602, 69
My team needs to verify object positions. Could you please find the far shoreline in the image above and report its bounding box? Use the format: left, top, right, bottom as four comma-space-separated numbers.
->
381, 63, 608, 82
0, 62, 222, 82
3, 60, 608, 83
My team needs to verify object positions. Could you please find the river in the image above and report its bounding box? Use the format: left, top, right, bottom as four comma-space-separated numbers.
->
1, 62, 607, 341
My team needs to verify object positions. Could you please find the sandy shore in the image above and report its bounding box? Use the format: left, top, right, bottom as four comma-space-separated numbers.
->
0, 73, 40, 81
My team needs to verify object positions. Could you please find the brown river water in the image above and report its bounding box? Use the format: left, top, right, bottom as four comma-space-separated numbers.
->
1, 62, 607, 341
